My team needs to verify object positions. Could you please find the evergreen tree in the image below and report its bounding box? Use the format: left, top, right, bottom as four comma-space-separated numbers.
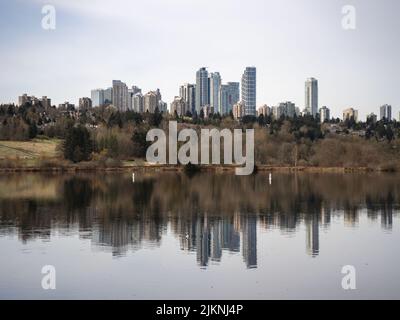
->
28, 122, 38, 139
149, 107, 163, 127
63, 125, 93, 162
131, 126, 150, 158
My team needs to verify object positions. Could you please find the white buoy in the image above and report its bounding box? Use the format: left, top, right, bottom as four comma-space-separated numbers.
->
132, 173, 135, 183
269, 173, 272, 185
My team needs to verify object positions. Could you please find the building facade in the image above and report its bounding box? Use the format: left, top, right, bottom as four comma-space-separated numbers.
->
319, 106, 330, 123
233, 101, 245, 120
143, 91, 159, 113
41, 96, 51, 109
18, 94, 51, 108
79, 97, 92, 110
58, 102, 75, 110
179, 83, 196, 115
158, 100, 168, 113
112, 80, 129, 111
209, 72, 221, 113
91, 89, 105, 107
195, 67, 209, 114
131, 86, 142, 95
219, 82, 240, 115
380, 104, 392, 121
104, 87, 113, 104
305, 78, 318, 117
132, 93, 143, 113
343, 108, 358, 122
274, 101, 297, 119
257, 105, 271, 117
170, 96, 187, 117
241, 67, 256, 116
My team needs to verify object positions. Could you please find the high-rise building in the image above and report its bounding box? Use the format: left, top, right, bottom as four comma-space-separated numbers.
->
219, 82, 240, 115
104, 87, 113, 104
380, 104, 392, 121
131, 86, 142, 95
112, 80, 129, 111
170, 96, 187, 117
128, 89, 133, 111
195, 67, 209, 114
18, 94, 51, 108
219, 85, 230, 115
241, 67, 256, 116
158, 100, 168, 113
233, 101, 245, 120
257, 105, 271, 117
155, 88, 162, 102
79, 97, 92, 110
179, 83, 196, 115
58, 102, 75, 110
91, 89, 105, 107
209, 72, 221, 113
305, 78, 318, 117
18, 94, 30, 106
133, 93, 143, 113
143, 91, 159, 113
319, 106, 330, 123
274, 101, 297, 119
41, 96, 51, 109
343, 108, 358, 122
228, 82, 240, 106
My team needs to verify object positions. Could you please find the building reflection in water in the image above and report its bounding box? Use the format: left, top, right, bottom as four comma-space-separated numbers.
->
0, 172, 399, 268
306, 213, 319, 257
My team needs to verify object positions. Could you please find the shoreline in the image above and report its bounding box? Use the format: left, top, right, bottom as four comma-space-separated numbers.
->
0, 164, 390, 173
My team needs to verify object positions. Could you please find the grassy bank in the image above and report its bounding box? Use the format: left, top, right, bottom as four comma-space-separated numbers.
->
0, 138, 60, 167
0, 162, 387, 174
0, 138, 60, 158
0, 137, 398, 173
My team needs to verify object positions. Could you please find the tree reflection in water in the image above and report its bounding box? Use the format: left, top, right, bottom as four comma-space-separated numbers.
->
0, 172, 399, 268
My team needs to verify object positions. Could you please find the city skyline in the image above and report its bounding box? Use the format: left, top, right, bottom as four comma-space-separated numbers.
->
8, 68, 399, 119
13, 73, 399, 122
1, 0, 400, 120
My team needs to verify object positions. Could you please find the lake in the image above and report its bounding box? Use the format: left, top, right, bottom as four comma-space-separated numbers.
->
0, 172, 399, 299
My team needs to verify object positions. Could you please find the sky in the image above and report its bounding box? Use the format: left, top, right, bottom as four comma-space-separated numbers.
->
0, 0, 399, 120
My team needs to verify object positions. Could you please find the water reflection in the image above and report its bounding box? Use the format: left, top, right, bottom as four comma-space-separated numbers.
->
0, 172, 399, 268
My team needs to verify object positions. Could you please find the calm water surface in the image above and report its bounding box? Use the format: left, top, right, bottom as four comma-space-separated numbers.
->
0, 172, 399, 299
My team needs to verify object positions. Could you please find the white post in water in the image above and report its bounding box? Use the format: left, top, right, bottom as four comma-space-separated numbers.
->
269, 173, 272, 185
132, 173, 135, 183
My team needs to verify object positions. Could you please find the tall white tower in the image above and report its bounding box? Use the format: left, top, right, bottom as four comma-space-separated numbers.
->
209, 72, 221, 113
305, 78, 318, 117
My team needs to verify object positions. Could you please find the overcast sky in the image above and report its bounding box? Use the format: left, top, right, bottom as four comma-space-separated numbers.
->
0, 0, 399, 119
